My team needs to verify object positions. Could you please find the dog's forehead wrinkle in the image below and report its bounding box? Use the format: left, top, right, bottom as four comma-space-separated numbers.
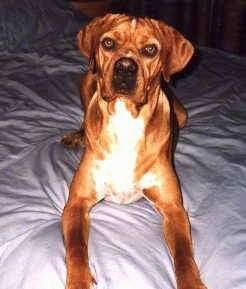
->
102, 19, 159, 47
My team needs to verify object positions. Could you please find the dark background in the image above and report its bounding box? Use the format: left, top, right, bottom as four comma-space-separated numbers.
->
72, 0, 246, 56
111, 0, 246, 56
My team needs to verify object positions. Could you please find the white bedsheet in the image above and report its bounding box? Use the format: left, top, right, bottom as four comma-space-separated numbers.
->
0, 46, 246, 289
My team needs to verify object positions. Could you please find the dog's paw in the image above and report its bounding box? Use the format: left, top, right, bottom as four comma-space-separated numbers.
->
65, 268, 96, 289
65, 276, 95, 289
61, 131, 84, 149
65, 282, 94, 289
178, 281, 207, 289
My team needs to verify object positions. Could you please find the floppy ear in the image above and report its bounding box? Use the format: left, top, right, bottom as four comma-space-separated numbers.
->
77, 14, 122, 73
77, 17, 101, 59
77, 16, 103, 73
152, 20, 194, 82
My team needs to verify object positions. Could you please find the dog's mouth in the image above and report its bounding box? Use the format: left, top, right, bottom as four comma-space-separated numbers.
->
112, 57, 138, 95
101, 56, 148, 110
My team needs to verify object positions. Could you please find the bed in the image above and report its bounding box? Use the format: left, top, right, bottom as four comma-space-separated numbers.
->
0, 1, 246, 289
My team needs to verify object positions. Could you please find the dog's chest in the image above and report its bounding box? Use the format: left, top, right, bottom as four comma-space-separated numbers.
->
92, 100, 156, 204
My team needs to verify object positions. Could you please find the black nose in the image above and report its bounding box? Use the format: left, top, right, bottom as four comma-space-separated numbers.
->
112, 57, 138, 94
114, 57, 138, 74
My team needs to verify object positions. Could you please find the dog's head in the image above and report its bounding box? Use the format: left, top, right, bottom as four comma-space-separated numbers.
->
77, 14, 194, 114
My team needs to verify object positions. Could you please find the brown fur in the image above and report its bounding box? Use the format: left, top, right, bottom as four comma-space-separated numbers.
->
62, 13, 207, 289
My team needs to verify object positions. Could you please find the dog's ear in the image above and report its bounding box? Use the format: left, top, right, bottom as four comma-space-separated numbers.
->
77, 14, 122, 73
77, 16, 104, 73
152, 19, 194, 82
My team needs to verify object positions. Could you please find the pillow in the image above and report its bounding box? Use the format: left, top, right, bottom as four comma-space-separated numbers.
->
0, 0, 89, 51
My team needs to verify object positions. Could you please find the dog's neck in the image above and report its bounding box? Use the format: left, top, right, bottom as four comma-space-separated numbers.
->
85, 84, 170, 160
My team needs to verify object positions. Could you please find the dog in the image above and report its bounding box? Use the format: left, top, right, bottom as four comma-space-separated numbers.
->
62, 13, 207, 289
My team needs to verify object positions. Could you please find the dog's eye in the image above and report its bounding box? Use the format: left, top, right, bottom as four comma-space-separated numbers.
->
101, 37, 116, 50
141, 44, 158, 58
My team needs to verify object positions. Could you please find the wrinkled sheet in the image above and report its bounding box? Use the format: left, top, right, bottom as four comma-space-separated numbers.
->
0, 45, 246, 289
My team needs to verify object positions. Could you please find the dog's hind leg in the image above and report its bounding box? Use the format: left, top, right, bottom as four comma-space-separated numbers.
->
61, 70, 96, 149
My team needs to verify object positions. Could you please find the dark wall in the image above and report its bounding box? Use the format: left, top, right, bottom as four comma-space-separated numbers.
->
110, 0, 246, 56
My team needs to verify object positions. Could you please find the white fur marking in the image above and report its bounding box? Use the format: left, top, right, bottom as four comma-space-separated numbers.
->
131, 18, 137, 30
92, 100, 158, 204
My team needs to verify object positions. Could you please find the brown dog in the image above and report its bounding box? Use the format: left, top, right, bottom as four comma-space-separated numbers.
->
62, 13, 207, 289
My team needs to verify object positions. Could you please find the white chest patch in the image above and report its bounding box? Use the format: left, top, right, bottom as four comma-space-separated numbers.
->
92, 100, 157, 204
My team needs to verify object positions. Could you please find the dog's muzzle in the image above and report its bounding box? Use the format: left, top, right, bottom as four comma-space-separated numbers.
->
112, 57, 138, 95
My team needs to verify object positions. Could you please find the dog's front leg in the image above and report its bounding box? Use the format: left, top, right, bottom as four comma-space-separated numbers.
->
62, 157, 97, 289
144, 163, 207, 289
62, 200, 94, 289
159, 202, 206, 289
